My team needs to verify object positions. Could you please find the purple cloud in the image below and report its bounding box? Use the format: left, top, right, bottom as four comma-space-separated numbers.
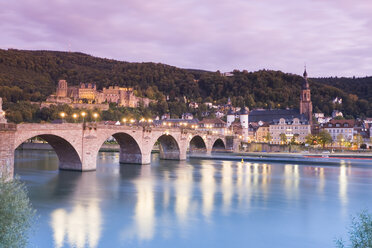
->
0, 0, 371, 77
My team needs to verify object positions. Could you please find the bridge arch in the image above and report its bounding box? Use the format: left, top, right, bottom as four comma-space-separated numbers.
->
94, 131, 143, 164
150, 133, 181, 160
15, 134, 83, 170
211, 138, 226, 153
188, 135, 207, 154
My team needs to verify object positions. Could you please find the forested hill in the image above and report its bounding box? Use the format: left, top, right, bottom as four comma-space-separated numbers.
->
0, 49, 371, 118
313, 77, 372, 103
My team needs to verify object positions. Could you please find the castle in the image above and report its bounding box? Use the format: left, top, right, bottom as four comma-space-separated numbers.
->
46, 80, 153, 108
0, 97, 7, 123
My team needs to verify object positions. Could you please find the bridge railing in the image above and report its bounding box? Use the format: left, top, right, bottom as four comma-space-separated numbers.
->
0, 123, 16, 131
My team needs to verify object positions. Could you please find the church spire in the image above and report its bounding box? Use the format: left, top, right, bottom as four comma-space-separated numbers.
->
302, 66, 309, 90
300, 66, 312, 125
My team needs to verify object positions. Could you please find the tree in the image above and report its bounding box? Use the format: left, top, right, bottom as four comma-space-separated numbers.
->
265, 132, 272, 143
318, 130, 333, 148
305, 134, 318, 146
337, 134, 345, 147
0, 176, 36, 247
279, 133, 287, 144
291, 134, 300, 144
354, 134, 363, 148
335, 210, 372, 248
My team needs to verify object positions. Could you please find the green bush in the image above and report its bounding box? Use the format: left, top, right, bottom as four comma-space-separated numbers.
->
0, 176, 36, 248
335, 210, 372, 248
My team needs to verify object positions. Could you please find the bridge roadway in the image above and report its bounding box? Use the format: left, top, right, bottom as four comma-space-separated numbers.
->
0, 123, 237, 178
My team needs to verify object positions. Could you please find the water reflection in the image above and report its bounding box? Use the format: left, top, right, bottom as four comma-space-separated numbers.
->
284, 164, 300, 200
122, 165, 156, 241
236, 162, 244, 205
163, 170, 170, 208
339, 162, 348, 206
175, 164, 193, 223
134, 165, 155, 240
200, 162, 216, 218
51, 200, 102, 248
221, 161, 233, 214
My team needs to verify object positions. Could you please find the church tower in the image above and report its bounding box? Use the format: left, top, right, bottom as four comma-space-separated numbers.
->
300, 68, 313, 125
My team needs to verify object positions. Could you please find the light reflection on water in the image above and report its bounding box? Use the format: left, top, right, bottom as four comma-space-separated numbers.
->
14, 150, 372, 248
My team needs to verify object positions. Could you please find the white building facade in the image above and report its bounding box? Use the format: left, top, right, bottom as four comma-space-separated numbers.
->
269, 118, 311, 144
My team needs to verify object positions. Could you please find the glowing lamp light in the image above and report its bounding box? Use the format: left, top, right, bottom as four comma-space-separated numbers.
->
93, 113, 99, 119
81, 112, 87, 117
60, 112, 66, 118
72, 113, 78, 119
122, 118, 127, 123
130, 119, 135, 123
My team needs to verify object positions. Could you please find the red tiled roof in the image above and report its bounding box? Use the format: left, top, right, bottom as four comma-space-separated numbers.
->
199, 118, 226, 124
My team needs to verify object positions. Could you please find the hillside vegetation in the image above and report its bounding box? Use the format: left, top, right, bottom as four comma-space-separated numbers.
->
0, 49, 371, 122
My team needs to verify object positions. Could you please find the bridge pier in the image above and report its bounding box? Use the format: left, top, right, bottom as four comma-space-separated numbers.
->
0, 124, 16, 179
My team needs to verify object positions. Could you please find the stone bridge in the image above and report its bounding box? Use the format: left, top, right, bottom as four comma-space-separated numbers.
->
0, 123, 238, 178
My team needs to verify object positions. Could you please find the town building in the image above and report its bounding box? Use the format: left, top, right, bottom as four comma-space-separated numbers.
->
161, 113, 171, 120
198, 118, 227, 135
332, 110, 343, 118
181, 113, 194, 120
254, 122, 270, 142
322, 119, 355, 144
314, 112, 332, 124
269, 118, 311, 144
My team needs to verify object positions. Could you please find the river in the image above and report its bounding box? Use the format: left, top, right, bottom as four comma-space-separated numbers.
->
14, 150, 372, 248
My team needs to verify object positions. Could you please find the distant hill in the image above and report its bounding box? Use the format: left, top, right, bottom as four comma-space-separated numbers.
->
0, 49, 371, 118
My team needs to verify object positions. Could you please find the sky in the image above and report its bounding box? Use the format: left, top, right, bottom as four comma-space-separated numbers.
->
1, 0, 372, 77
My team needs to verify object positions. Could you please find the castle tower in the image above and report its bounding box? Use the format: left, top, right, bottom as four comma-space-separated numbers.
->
226, 109, 235, 127
240, 107, 249, 141
300, 68, 313, 125
240, 107, 249, 129
56, 80, 68, 98
0, 97, 7, 123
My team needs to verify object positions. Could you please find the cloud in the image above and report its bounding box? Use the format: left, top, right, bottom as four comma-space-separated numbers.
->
0, 0, 371, 76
